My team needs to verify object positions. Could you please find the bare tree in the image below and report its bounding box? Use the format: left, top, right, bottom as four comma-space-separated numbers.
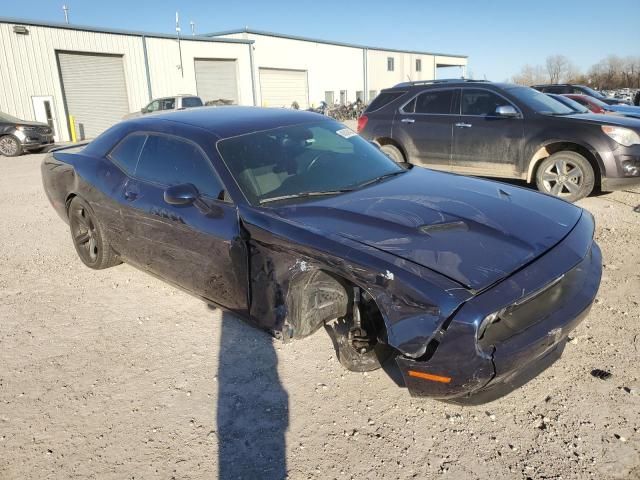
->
513, 55, 640, 89
546, 55, 568, 83
511, 64, 547, 85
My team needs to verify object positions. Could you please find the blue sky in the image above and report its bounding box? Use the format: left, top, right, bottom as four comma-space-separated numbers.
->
3, 0, 639, 81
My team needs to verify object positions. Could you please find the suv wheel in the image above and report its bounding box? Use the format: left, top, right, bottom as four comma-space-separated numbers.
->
535, 151, 595, 202
380, 144, 405, 163
0, 135, 23, 157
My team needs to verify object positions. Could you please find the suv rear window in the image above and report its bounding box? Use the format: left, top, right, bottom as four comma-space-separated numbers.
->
365, 91, 406, 112
182, 97, 203, 108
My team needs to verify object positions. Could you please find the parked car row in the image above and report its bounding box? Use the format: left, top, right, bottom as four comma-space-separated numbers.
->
532, 84, 631, 105
357, 79, 640, 202
561, 94, 640, 119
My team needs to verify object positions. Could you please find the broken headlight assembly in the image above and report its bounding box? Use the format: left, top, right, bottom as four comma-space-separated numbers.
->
477, 308, 507, 340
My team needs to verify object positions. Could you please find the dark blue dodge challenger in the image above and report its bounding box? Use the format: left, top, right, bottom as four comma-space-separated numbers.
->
42, 107, 602, 404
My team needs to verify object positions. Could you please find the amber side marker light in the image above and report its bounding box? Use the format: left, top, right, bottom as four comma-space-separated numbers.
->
408, 371, 452, 384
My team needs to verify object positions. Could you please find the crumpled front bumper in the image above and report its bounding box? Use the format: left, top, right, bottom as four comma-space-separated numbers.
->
395, 212, 602, 404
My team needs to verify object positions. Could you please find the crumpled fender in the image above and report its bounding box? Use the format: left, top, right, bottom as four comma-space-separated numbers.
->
240, 206, 473, 357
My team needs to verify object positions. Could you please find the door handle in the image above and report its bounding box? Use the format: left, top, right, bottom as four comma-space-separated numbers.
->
455, 122, 472, 128
400, 118, 415, 123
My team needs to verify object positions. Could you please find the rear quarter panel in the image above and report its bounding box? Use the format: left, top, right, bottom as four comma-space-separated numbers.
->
41, 147, 128, 248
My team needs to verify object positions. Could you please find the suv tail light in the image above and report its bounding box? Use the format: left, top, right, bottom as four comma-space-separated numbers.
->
357, 115, 368, 133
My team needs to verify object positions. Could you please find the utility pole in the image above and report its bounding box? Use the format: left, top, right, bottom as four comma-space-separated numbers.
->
62, 4, 69, 24
175, 12, 184, 78
190, 21, 195, 36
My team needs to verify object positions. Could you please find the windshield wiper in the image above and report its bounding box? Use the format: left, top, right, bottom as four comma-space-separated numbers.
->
259, 189, 354, 205
353, 169, 406, 189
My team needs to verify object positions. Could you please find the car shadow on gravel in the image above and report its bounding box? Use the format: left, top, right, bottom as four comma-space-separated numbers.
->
216, 310, 289, 479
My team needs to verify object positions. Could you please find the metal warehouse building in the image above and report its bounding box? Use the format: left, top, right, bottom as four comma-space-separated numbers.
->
0, 17, 467, 143
208, 28, 467, 109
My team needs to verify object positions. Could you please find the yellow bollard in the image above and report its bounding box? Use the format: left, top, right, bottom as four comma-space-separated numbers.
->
69, 115, 77, 143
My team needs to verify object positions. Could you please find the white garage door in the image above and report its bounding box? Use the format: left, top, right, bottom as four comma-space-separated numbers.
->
58, 52, 129, 140
194, 59, 239, 104
259, 68, 309, 109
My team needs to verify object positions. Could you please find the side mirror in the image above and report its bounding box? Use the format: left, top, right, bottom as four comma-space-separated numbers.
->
164, 183, 199, 206
495, 105, 519, 118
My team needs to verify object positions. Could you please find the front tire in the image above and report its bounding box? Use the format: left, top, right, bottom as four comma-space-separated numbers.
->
535, 151, 595, 202
68, 197, 120, 269
0, 135, 23, 157
380, 144, 405, 164
325, 317, 393, 372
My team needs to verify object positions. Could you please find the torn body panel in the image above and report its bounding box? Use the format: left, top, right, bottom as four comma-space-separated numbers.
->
240, 205, 472, 356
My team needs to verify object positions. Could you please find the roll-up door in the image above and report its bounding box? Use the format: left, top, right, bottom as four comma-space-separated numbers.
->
57, 52, 129, 140
259, 68, 309, 109
194, 59, 239, 104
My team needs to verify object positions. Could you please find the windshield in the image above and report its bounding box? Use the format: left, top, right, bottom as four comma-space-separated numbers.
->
507, 87, 574, 115
217, 120, 404, 205
581, 86, 606, 99
0, 112, 23, 123
550, 95, 589, 113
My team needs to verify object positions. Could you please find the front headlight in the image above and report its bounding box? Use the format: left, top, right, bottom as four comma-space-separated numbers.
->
16, 125, 36, 132
601, 125, 640, 147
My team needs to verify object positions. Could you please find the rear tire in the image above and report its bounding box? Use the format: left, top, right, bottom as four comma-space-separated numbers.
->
68, 197, 120, 270
0, 135, 23, 157
535, 151, 595, 202
380, 144, 405, 164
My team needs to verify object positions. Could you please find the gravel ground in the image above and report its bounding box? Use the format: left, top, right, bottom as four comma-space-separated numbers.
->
0, 153, 639, 480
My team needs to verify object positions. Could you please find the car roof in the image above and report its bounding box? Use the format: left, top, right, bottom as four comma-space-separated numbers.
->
127, 106, 330, 139
384, 81, 520, 92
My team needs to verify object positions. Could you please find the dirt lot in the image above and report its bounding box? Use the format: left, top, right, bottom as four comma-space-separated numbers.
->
1, 152, 639, 480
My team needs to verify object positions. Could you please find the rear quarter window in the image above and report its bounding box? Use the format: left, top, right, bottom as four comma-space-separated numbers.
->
365, 91, 406, 112
108, 133, 147, 174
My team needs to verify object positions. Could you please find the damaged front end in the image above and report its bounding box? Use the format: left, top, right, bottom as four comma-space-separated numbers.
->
394, 213, 601, 404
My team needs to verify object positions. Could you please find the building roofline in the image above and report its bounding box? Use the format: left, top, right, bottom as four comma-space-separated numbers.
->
0, 16, 254, 44
205, 28, 468, 59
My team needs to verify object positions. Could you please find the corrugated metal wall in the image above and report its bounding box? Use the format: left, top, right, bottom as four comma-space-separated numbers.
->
259, 68, 308, 108
195, 59, 239, 104
0, 23, 148, 141
58, 52, 130, 139
0, 22, 254, 142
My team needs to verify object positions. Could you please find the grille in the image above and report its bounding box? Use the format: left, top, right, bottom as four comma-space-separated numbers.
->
479, 250, 592, 347
37, 126, 52, 135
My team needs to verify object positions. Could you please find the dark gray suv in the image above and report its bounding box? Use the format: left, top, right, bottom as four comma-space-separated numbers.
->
0, 111, 54, 157
358, 79, 640, 202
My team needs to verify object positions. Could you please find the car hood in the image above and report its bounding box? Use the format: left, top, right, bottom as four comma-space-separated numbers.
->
610, 104, 640, 115
274, 168, 582, 291
15, 119, 49, 128
564, 112, 640, 128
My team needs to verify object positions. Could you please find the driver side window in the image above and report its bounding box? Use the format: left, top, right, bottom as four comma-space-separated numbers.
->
135, 134, 224, 199
462, 89, 511, 116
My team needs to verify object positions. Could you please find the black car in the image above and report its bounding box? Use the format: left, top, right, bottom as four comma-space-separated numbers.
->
358, 80, 640, 202
42, 107, 602, 404
0, 111, 55, 156
532, 84, 630, 105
